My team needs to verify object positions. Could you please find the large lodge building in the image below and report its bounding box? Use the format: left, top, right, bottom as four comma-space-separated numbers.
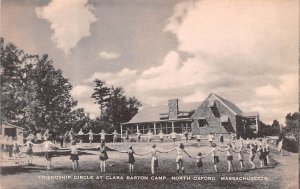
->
121, 93, 259, 139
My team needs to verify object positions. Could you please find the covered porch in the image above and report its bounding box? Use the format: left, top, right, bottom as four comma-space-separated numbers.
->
120, 118, 193, 136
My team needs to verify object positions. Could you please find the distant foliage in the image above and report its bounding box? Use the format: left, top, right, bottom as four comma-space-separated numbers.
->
282, 112, 299, 153
258, 120, 281, 137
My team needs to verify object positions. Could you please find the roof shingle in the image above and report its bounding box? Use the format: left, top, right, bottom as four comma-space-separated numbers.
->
124, 102, 200, 124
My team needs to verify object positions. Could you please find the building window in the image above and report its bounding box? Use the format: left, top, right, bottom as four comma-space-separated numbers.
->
198, 119, 207, 127
220, 115, 229, 123
4, 128, 16, 137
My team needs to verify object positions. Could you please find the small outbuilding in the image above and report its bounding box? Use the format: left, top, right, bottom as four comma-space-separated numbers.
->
0, 122, 24, 144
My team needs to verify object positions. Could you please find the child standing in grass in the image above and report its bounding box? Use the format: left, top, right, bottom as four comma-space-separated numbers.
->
99, 141, 108, 172
139, 144, 168, 174
119, 145, 140, 174
219, 134, 224, 146
208, 133, 215, 147
171, 131, 177, 145
257, 144, 267, 168
159, 130, 164, 143
222, 143, 235, 173
77, 129, 84, 144
184, 130, 189, 143
13, 140, 21, 164
124, 130, 129, 143
24, 139, 39, 165
85, 129, 95, 146
205, 143, 221, 173
41, 138, 60, 170
112, 130, 118, 143
99, 130, 107, 143
147, 130, 153, 144
8, 136, 14, 158
44, 129, 50, 141
233, 140, 245, 170
63, 131, 69, 147
264, 140, 271, 164
196, 133, 201, 147
191, 152, 204, 174
58, 133, 64, 148
248, 144, 256, 169
166, 143, 192, 174
3, 136, 9, 160
136, 130, 141, 143
69, 140, 80, 171
98, 141, 118, 173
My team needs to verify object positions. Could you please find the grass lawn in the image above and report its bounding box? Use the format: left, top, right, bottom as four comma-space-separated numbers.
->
0, 140, 298, 189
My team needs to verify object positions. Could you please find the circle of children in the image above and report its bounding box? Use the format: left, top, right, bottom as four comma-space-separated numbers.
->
0, 128, 274, 175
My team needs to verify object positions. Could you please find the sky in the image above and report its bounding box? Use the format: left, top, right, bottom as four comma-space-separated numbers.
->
1, 0, 299, 124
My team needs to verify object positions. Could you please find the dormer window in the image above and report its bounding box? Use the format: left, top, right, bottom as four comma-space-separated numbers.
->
208, 100, 215, 108
220, 115, 229, 123
159, 113, 169, 120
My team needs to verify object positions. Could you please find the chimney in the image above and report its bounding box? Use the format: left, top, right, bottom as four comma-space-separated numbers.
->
168, 99, 179, 119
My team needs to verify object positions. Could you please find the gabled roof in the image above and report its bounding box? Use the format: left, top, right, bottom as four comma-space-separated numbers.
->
212, 93, 244, 115
124, 102, 200, 124
1, 122, 24, 130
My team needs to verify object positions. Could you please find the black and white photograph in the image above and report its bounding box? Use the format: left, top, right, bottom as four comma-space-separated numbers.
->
0, 0, 299, 188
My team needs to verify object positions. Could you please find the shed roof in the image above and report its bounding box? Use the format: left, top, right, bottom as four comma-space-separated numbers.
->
1, 122, 24, 130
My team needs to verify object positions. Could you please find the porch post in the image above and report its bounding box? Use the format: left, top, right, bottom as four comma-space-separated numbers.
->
172, 122, 175, 132
121, 124, 123, 136
137, 124, 139, 133
255, 116, 259, 133
154, 123, 157, 135
165, 123, 168, 133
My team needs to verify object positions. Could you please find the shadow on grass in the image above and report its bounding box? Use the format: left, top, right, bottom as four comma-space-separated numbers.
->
33, 151, 95, 157
0, 164, 44, 175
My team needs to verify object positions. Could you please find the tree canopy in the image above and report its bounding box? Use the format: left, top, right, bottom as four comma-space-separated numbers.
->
1, 38, 77, 131
1, 38, 142, 133
91, 80, 142, 130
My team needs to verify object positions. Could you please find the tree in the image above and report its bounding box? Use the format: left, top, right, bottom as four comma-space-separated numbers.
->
91, 79, 110, 114
28, 54, 77, 130
66, 108, 91, 132
0, 37, 27, 124
257, 119, 281, 137
282, 112, 299, 152
91, 80, 142, 129
0, 38, 77, 131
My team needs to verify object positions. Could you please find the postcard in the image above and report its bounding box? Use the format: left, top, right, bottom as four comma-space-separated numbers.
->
0, 0, 298, 189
